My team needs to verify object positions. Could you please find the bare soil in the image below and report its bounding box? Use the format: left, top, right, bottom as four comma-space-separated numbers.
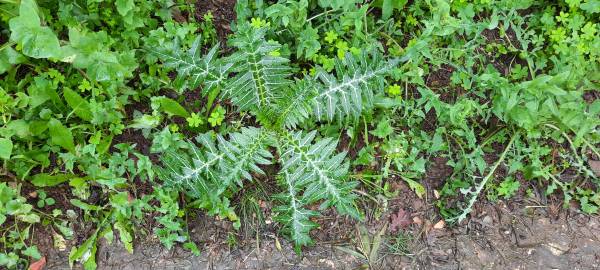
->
37, 158, 600, 270
41, 178, 600, 270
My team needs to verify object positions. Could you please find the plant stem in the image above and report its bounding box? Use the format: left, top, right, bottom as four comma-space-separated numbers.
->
450, 132, 519, 223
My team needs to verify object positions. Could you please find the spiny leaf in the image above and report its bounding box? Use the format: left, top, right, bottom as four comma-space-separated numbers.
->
150, 37, 230, 92
272, 160, 319, 249
277, 130, 361, 219
224, 24, 292, 112
157, 128, 274, 216
274, 52, 399, 127
215, 127, 275, 188
310, 52, 399, 122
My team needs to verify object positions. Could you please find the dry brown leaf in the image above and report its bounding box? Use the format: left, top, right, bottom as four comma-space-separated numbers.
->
53, 232, 67, 251
413, 216, 422, 225
433, 220, 446, 229
275, 237, 282, 251
258, 200, 267, 208
424, 219, 433, 234
390, 208, 412, 232
29, 256, 46, 270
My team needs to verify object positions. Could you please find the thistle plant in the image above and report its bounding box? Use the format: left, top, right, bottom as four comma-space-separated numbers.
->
152, 23, 398, 250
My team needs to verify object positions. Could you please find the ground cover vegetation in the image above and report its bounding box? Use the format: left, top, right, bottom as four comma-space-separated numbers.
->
0, 0, 599, 268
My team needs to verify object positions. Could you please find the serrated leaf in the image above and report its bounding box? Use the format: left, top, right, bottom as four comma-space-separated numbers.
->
63, 28, 137, 82
403, 178, 425, 198
370, 118, 393, 139
225, 25, 291, 111
297, 26, 320, 58
307, 52, 399, 123
69, 231, 98, 269
277, 130, 361, 220
150, 38, 228, 92
48, 118, 75, 152
114, 220, 133, 253
158, 127, 274, 199
183, 242, 200, 256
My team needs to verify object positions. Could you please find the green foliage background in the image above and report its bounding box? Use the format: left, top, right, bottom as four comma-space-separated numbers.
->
0, 0, 599, 269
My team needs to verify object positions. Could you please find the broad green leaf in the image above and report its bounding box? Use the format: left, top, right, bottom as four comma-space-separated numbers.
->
581, 0, 600, 13
48, 118, 75, 152
83, 248, 97, 270
97, 134, 113, 154
31, 173, 73, 187
6, 119, 31, 139
8, 0, 61, 58
5, 200, 27, 215
374, 96, 402, 109
62, 28, 137, 82
110, 192, 130, 211
22, 246, 41, 259
128, 114, 161, 129
55, 221, 74, 239
28, 76, 62, 108
29, 120, 49, 136
158, 97, 189, 117
70, 199, 102, 211
64, 88, 93, 121
115, 0, 134, 16
96, 177, 126, 189
410, 157, 426, 173
0, 138, 13, 159
0, 47, 25, 74
381, 0, 407, 20
0, 183, 15, 203
100, 225, 114, 244
0, 252, 19, 268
